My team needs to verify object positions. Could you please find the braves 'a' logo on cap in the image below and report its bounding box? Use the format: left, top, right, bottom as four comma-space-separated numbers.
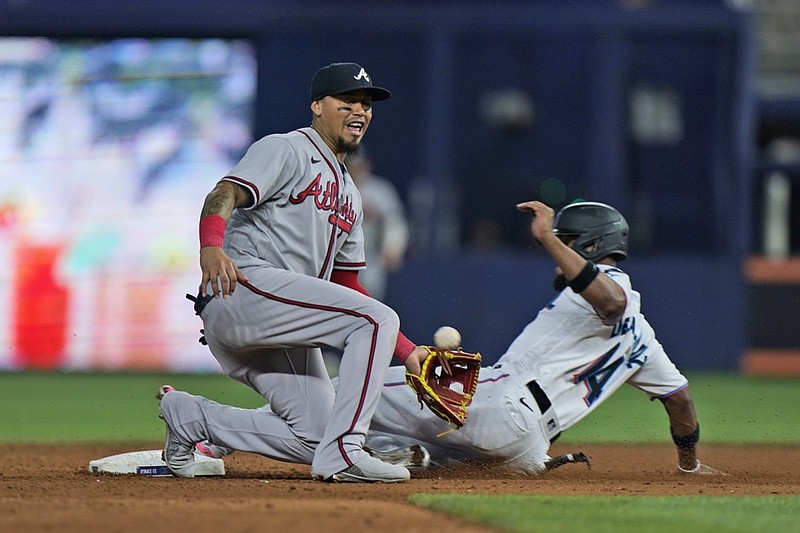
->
353, 68, 370, 82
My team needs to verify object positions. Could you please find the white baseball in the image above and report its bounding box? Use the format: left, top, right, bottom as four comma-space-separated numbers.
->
433, 326, 461, 350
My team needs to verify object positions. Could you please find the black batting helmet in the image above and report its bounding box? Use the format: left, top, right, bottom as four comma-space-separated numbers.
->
552, 201, 629, 262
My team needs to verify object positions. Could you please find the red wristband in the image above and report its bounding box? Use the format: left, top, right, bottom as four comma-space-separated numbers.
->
393, 331, 416, 362
199, 215, 226, 248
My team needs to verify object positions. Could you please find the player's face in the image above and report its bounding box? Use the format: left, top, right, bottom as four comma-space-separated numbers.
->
312, 90, 373, 156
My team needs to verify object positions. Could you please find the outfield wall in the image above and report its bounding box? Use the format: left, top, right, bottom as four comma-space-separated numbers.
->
385, 252, 746, 371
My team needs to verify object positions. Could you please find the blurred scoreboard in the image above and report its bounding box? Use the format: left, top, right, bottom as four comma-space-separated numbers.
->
0, 37, 256, 372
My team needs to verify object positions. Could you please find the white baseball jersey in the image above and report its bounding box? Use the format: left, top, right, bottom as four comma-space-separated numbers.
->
367, 264, 688, 474
165, 127, 404, 479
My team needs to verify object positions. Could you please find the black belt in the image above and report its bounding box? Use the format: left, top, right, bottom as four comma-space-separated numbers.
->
526, 379, 560, 443
526, 380, 552, 413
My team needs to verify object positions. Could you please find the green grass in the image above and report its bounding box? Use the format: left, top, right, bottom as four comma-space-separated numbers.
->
2, 370, 797, 532
0, 371, 263, 443
0, 371, 797, 444
408, 494, 800, 533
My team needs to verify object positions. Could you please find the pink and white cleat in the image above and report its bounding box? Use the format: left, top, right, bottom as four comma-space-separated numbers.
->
156, 385, 233, 459
195, 440, 234, 459
156, 384, 175, 400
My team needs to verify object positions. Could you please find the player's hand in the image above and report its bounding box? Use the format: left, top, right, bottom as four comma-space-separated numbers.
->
402, 346, 429, 376
199, 246, 249, 298
516, 200, 556, 244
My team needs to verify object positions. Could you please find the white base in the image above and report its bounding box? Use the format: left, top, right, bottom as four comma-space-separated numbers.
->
88, 449, 225, 476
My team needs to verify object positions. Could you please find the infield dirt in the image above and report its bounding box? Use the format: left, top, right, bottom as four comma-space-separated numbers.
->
2, 443, 797, 532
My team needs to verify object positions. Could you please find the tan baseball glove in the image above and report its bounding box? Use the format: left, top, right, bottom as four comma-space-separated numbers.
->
405, 346, 481, 428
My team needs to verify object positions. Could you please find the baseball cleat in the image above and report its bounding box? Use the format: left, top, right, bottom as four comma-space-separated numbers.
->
364, 444, 431, 469
195, 440, 234, 459
157, 387, 196, 478
326, 454, 411, 483
544, 451, 591, 471
156, 384, 176, 400
156, 386, 233, 461
161, 423, 196, 478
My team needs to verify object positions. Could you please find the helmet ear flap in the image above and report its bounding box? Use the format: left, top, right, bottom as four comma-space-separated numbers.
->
588, 236, 606, 256
572, 235, 601, 258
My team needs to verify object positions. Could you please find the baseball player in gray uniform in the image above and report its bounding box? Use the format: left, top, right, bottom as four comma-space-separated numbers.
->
157, 62, 429, 483
364, 200, 724, 475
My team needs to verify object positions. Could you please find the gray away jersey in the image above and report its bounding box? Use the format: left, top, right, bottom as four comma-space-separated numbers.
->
220, 127, 365, 279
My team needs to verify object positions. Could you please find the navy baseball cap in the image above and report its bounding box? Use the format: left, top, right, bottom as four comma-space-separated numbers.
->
310, 62, 391, 102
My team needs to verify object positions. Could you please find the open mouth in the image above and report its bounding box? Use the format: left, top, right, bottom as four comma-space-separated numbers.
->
346, 121, 365, 135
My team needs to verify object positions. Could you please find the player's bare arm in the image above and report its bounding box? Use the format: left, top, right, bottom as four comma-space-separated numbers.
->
199, 181, 252, 298
201, 181, 252, 217
517, 200, 626, 322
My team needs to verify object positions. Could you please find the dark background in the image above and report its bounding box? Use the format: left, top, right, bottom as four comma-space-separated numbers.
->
3, 0, 796, 369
